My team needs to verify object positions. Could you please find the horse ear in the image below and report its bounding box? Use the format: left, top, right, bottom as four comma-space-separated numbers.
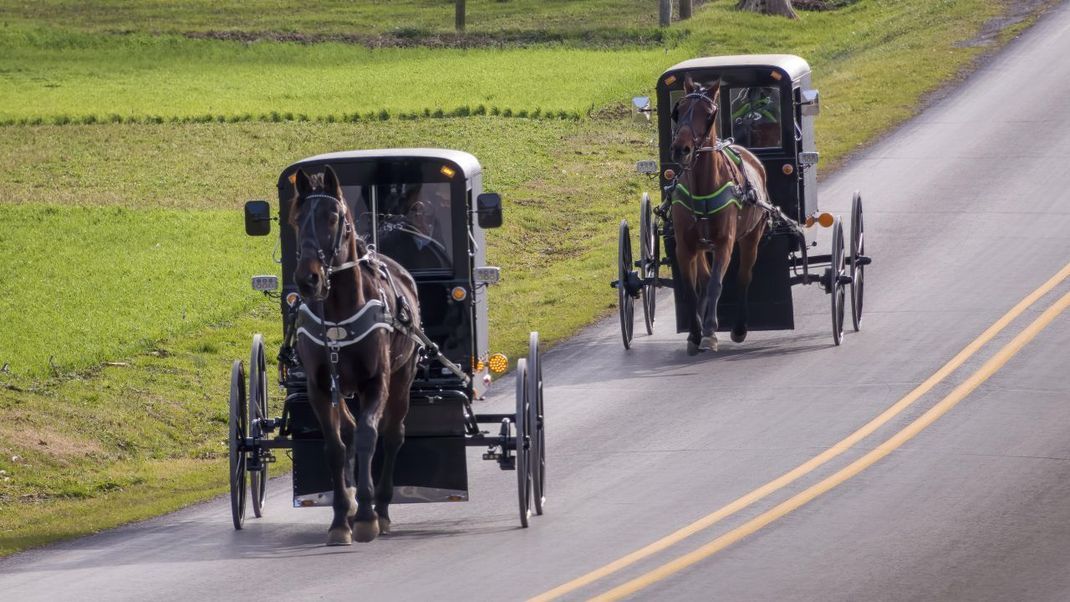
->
294, 169, 311, 196
684, 75, 696, 94
322, 165, 341, 197
706, 80, 721, 102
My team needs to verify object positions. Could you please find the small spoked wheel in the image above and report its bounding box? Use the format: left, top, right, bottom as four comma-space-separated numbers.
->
248, 334, 269, 519
528, 332, 546, 516
829, 218, 847, 346
617, 219, 635, 349
639, 194, 658, 336
850, 192, 865, 332
229, 359, 248, 530
515, 358, 531, 528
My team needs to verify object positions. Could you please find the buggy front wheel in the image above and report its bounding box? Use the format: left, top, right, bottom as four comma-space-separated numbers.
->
248, 335, 269, 519
229, 360, 248, 530
514, 358, 531, 528
829, 218, 847, 346
617, 220, 635, 349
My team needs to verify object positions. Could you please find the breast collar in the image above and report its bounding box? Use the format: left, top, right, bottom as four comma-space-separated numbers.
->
295, 299, 395, 348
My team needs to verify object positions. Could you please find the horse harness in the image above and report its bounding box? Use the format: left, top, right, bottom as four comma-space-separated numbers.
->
294, 192, 470, 407
667, 91, 764, 222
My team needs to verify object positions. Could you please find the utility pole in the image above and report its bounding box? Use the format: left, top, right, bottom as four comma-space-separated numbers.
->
456, 0, 466, 32
659, 0, 673, 27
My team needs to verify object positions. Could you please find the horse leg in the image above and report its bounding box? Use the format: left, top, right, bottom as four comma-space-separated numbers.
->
732, 227, 764, 343
374, 367, 412, 535
352, 374, 387, 543
307, 385, 357, 546
700, 238, 734, 351
675, 243, 704, 355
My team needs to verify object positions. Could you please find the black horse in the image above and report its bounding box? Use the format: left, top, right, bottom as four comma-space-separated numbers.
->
289, 166, 421, 545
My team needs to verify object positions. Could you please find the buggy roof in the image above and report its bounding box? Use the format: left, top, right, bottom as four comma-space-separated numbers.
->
662, 54, 811, 83
284, 148, 482, 179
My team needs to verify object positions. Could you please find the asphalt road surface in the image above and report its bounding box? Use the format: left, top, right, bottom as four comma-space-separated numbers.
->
3, 4, 1070, 601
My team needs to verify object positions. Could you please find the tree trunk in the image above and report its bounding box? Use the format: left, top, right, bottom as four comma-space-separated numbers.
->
659, 0, 673, 27
736, 0, 799, 19
679, 0, 693, 20
455, 0, 466, 32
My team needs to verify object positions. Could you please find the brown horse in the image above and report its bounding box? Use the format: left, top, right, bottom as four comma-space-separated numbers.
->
290, 166, 421, 545
669, 77, 770, 355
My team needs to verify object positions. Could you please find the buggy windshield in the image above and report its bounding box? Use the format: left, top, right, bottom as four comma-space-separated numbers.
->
341, 182, 454, 272
728, 86, 782, 149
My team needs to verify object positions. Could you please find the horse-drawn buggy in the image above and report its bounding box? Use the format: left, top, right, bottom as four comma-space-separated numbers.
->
613, 54, 870, 351
229, 149, 546, 544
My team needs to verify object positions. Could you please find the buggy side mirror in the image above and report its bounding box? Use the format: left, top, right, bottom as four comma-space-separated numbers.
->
800, 89, 820, 117
476, 193, 503, 229
632, 96, 651, 113
244, 200, 272, 236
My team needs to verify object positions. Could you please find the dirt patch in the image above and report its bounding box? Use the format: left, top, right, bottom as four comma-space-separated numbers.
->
0, 425, 105, 459
183, 28, 675, 49
795, 0, 859, 10
956, 0, 1054, 47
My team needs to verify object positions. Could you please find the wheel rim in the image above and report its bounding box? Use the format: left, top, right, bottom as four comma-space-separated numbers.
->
515, 359, 531, 528
831, 220, 846, 345
249, 335, 268, 518
850, 193, 865, 331
528, 333, 545, 516
639, 194, 655, 336
618, 220, 634, 349
229, 360, 248, 530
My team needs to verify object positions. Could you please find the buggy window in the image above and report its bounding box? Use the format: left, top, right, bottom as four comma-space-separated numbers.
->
342, 182, 453, 272
729, 87, 782, 149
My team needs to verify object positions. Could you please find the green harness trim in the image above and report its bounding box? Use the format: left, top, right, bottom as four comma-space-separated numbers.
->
672, 181, 743, 217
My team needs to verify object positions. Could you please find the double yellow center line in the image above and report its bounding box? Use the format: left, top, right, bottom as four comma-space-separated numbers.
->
532, 261, 1070, 601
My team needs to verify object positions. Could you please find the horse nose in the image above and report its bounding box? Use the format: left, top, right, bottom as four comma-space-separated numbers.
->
304, 271, 320, 290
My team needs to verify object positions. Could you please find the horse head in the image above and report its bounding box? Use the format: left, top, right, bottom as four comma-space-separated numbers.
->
289, 165, 357, 301
670, 76, 721, 167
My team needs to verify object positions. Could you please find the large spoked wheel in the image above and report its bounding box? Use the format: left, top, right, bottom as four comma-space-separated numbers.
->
248, 334, 268, 519
515, 358, 531, 528
229, 360, 248, 530
639, 193, 658, 336
617, 219, 635, 349
850, 192, 865, 332
528, 332, 545, 516
829, 218, 847, 346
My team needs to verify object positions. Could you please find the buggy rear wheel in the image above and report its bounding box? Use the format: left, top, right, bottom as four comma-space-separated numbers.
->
229, 360, 248, 530
829, 218, 847, 346
617, 220, 635, 349
850, 192, 865, 332
639, 193, 658, 335
515, 358, 531, 528
248, 334, 269, 519
528, 333, 545, 516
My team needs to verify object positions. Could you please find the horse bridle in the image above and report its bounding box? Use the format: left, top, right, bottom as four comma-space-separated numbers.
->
295, 192, 359, 298
672, 91, 720, 174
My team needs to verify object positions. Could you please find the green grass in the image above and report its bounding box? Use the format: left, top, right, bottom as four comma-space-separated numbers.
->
0, 0, 1054, 557
0, 205, 271, 378
0, 26, 685, 123
0, 0, 678, 39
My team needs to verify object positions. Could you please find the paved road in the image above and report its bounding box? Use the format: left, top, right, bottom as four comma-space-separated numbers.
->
3, 4, 1070, 601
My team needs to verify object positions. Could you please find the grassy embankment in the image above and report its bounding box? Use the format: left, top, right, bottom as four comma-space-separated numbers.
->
0, 0, 1048, 556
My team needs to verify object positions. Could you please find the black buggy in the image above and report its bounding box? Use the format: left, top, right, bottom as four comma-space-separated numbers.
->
614, 54, 871, 347
228, 149, 546, 530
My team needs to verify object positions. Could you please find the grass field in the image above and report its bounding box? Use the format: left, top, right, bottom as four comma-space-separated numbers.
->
0, 0, 1052, 556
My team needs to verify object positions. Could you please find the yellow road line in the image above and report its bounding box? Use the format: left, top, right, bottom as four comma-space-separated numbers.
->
530, 261, 1070, 602
592, 288, 1070, 601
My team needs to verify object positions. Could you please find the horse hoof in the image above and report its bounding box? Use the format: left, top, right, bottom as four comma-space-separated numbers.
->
378, 516, 392, 535
326, 527, 352, 546
699, 335, 718, 352
687, 340, 702, 356
731, 328, 747, 344
353, 520, 380, 543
